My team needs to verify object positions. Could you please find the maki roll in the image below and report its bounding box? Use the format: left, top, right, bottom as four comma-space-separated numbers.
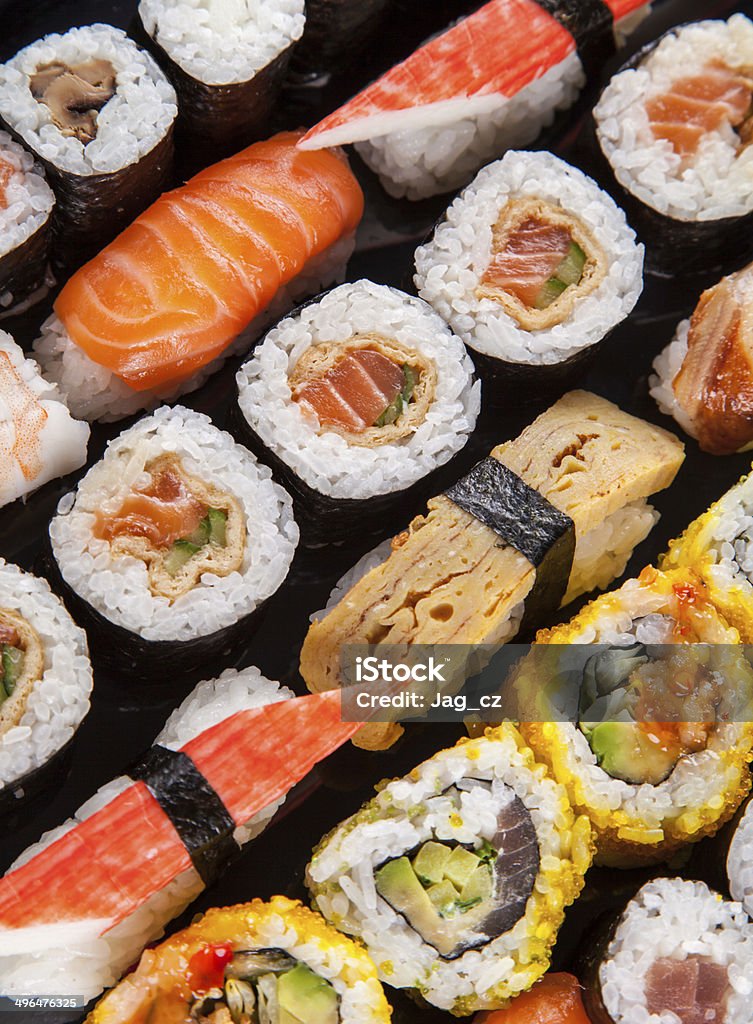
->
662, 470, 753, 642
0, 559, 92, 807
0, 331, 89, 510
84, 897, 391, 1024
137, 0, 305, 163
291, 0, 390, 80
650, 261, 753, 453
300, 390, 684, 748
581, 878, 753, 1024
0, 682, 359, 1001
33, 132, 364, 422
306, 723, 594, 1014
0, 25, 177, 272
236, 280, 480, 542
299, 0, 651, 200
593, 15, 753, 273
727, 797, 753, 918
0, 131, 54, 313
48, 406, 297, 673
414, 151, 643, 388
519, 566, 753, 866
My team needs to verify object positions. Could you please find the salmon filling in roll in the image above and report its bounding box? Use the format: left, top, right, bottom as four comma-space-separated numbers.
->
0, 608, 43, 735
477, 199, 606, 332
289, 334, 435, 445
94, 454, 245, 601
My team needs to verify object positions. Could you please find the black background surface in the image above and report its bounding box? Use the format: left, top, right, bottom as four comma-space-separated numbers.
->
0, 1, 751, 1021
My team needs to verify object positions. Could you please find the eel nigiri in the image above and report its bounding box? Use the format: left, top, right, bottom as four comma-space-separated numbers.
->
0, 331, 88, 509
33, 131, 364, 422
298, 0, 650, 200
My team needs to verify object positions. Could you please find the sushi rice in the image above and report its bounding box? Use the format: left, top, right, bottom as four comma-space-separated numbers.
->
592, 878, 753, 1024
35, 232, 355, 423
138, 0, 305, 86
0, 666, 292, 1000
0, 25, 177, 177
307, 724, 593, 1014
0, 560, 92, 796
49, 406, 298, 642
728, 799, 753, 920
594, 15, 753, 222
237, 280, 480, 500
414, 151, 644, 366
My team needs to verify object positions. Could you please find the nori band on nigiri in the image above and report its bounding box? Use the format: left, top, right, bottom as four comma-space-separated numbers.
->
130, 744, 237, 885
532, 0, 614, 78
445, 457, 575, 626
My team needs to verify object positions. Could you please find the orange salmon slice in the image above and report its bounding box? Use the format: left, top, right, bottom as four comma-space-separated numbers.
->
95, 465, 206, 548
294, 349, 405, 430
483, 218, 571, 307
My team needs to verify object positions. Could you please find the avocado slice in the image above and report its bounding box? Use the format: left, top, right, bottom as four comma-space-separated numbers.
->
277, 963, 338, 1024
589, 721, 678, 786
1, 645, 22, 695
534, 277, 568, 310
555, 241, 587, 286
164, 539, 202, 576
444, 846, 480, 890
412, 841, 452, 885
426, 879, 459, 916
207, 507, 228, 547
459, 864, 493, 906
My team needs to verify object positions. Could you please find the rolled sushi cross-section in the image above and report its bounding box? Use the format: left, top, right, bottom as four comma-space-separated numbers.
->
49, 406, 297, 645
0, 559, 92, 801
138, 0, 305, 159
0, 678, 363, 1002
33, 132, 364, 422
307, 724, 593, 1014
650, 261, 753, 454
594, 15, 753, 269
0, 331, 89, 510
414, 151, 643, 373
519, 566, 753, 866
662, 469, 753, 641
85, 897, 391, 1024
237, 280, 479, 505
0, 131, 54, 313
582, 878, 753, 1024
0, 25, 177, 270
299, 0, 651, 200
300, 390, 684, 749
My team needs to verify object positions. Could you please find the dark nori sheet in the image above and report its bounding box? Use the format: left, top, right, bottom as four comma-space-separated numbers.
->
444, 456, 576, 627
130, 745, 238, 885
0, 734, 75, 816
291, 0, 392, 79
585, 26, 753, 276
467, 343, 602, 407
535, 0, 616, 78
0, 218, 50, 310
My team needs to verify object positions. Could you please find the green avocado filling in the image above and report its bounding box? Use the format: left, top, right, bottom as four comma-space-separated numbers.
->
534, 241, 587, 310
164, 507, 228, 577
375, 364, 417, 427
0, 645, 23, 702
192, 951, 338, 1024
375, 840, 495, 957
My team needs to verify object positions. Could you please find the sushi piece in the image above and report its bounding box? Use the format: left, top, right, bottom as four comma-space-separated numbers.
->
0, 683, 361, 1002
661, 470, 753, 642
0, 330, 89, 510
291, 0, 390, 80
0, 131, 54, 313
414, 151, 643, 386
593, 15, 753, 273
475, 974, 591, 1024
48, 406, 297, 674
306, 723, 594, 1015
580, 878, 753, 1024
650, 261, 753, 453
518, 566, 753, 867
236, 280, 480, 543
300, 390, 685, 749
0, 25, 177, 273
298, 0, 651, 200
0, 559, 92, 807
84, 896, 391, 1024
728, 797, 753, 919
137, 0, 305, 163
33, 131, 364, 422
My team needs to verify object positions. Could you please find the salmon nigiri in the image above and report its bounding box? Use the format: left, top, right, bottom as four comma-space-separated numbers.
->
38, 132, 363, 418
